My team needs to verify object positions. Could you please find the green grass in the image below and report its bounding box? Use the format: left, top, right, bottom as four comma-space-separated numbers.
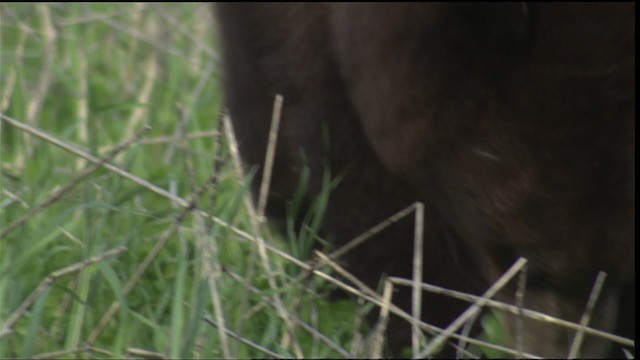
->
0, 4, 367, 358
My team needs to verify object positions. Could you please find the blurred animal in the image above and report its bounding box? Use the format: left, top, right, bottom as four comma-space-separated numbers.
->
214, 3, 635, 357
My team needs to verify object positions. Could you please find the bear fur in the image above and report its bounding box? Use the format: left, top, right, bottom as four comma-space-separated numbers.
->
214, 3, 635, 357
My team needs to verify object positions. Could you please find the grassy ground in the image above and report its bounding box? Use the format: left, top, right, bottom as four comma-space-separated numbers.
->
1, 4, 365, 358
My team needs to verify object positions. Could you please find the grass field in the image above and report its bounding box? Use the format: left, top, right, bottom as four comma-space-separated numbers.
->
1, 4, 369, 358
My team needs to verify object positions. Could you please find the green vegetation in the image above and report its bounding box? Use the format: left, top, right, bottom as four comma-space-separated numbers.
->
0, 4, 365, 358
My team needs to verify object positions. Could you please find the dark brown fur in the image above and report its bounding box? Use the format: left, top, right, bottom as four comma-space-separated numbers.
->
213, 3, 635, 357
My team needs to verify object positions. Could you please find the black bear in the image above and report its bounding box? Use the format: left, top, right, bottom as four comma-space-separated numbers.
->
213, 3, 634, 358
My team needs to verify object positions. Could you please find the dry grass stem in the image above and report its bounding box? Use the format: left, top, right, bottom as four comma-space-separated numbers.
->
197, 220, 232, 358
32, 346, 93, 360
126, 347, 171, 359
327, 203, 417, 261
568, 271, 608, 358
257, 94, 283, 220
1, 188, 29, 209
222, 102, 304, 358
314, 251, 380, 301
515, 262, 528, 357
33, 345, 168, 360
194, 125, 232, 358
411, 202, 425, 357
217, 110, 261, 353
122, 54, 158, 146
369, 280, 394, 359
278, 203, 417, 304
75, 46, 89, 169
59, 8, 149, 27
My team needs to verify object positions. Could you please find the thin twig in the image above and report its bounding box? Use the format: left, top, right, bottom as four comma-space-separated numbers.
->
256, 94, 283, 220
220, 108, 259, 356
195, 121, 232, 359
568, 272, 607, 358
515, 262, 528, 358
126, 347, 170, 359
74, 45, 89, 170
1, 188, 29, 210
280, 202, 418, 314
222, 107, 298, 355
122, 54, 158, 147
223, 99, 304, 358
60, 8, 150, 26
369, 280, 394, 359
327, 203, 417, 261
411, 202, 425, 358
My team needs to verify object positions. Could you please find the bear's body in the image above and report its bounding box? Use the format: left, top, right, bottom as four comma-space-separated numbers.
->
214, 3, 635, 357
